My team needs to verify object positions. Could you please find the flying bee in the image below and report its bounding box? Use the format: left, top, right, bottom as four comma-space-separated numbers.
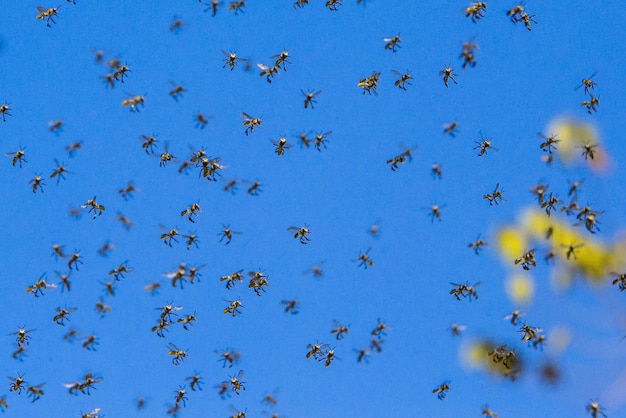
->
355, 347, 372, 363
82, 334, 98, 350
81, 196, 105, 219
371, 318, 391, 339
507, 5, 524, 22
97, 241, 115, 257
432, 382, 450, 400
302, 89, 322, 109
561, 241, 585, 260
358, 71, 381, 95
53, 306, 77, 325
248, 271, 269, 296
144, 282, 161, 295
56, 271, 71, 292
391, 70, 412, 90
586, 401, 607, 418
520, 323, 543, 345
0, 395, 7, 411
541, 193, 562, 216
504, 309, 525, 325
371, 338, 384, 353
101, 73, 115, 88
165, 263, 188, 288
289, 225, 312, 244
468, 235, 488, 254
180, 202, 201, 223
50, 159, 69, 183
101, 280, 116, 296
220, 270, 245, 290
474, 135, 497, 156
168, 82, 187, 101
228, 370, 246, 394
426, 204, 444, 222
529, 182, 549, 205
112, 64, 131, 83
443, 121, 459, 137
105, 57, 121, 70
483, 183, 505, 205
159, 303, 183, 322
326, 0, 342, 11
514, 249, 537, 270
460, 39, 479, 68
108, 261, 133, 280
465, 2, 487, 22
140, 134, 158, 154
167, 342, 188, 366
355, 248, 374, 268
224, 299, 244, 316
383, 35, 402, 52
51, 243, 68, 260
0, 102, 12, 121
36, 6, 59, 27
174, 386, 188, 406
575, 72, 598, 95
205, 0, 223, 16
191, 112, 212, 131
12, 345, 27, 361
272, 135, 292, 155
222, 50, 246, 70
440, 65, 458, 87
293, 0, 309, 8
488, 344, 518, 369
228, 1, 246, 14
27, 274, 57, 297
330, 321, 349, 340
431, 163, 443, 179
218, 225, 242, 245
258, 63, 279, 83
169, 18, 188, 33
6, 149, 27, 167
314, 131, 332, 151
185, 372, 204, 391
567, 179, 585, 197
95, 300, 112, 317
65, 140, 83, 157
281, 299, 300, 314
159, 146, 176, 167
183, 232, 200, 250
306, 342, 330, 360
78, 372, 103, 395
217, 349, 241, 368
450, 323, 467, 336
151, 320, 171, 338
449, 282, 479, 301
246, 180, 262, 195
272, 50, 291, 71
611, 272, 626, 291
577, 141, 599, 160
323, 349, 337, 367
297, 132, 313, 148
581, 96, 600, 114
482, 406, 499, 418
241, 112, 262, 135
517, 11, 537, 30
63, 328, 79, 342
9, 374, 27, 394
12, 327, 35, 347
121, 94, 146, 112
178, 313, 197, 330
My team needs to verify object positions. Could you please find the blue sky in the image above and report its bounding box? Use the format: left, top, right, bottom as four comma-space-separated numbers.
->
1, 1, 626, 417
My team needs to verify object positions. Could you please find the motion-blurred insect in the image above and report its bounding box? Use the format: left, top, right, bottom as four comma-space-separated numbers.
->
482, 406, 499, 418
538, 132, 560, 154
0, 395, 7, 411
586, 401, 607, 418
245, 180, 262, 196
383, 35, 402, 52
450, 323, 467, 336
355, 347, 371, 363
313, 131, 331, 151
371, 318, 391, 339
160, 225, 180, 247
567, 179, 585, 197
108, 261, 133, 281
224, 299, 244, 316
297, 132, 312, 148
517, 12, 538, 30
97, 241, 115, 257
289, 225, 312, 244
581, 96, 600, 114
432, 382, 450, 400
220, 270, 244, 290
101, 280, 116, 296
228, 370, 246, 394
306, 342, 330, 360
63, 328, 79, 342
228, 1, 246, 14
117, 213, 134, 230
272, 135, 292, 155
507, 5, 524, 22
50, 159, 69, 183
53, 307, 77, 325
13, 327, 34, 347
281, 299, 300, 314
258, 63, 279, 83
355, 248, 374, 268
82, 196, 105, 219
326, 0, 342, 11
64, 140, 83, 157
561, 241, 585, 260
611, 272, 626, 291
206, 0, 223, 16
248, 271, 269, 296
428, 204, 443, 222
0, 102, 12, 121
181, 202, 201, 223
431, 163, 443, 179
323, 349, 337, 367
101, 73, 115, 88
174, 386, 188, 406
443, 121, 459, 137
302, 90, 321, 109
460, 39, 479, 68
222, 50, 246, 70
218, 225, 242, 245
487, 344, 517, 369
168, 82, 187, 101
541, 193, 562, 216
186, 372, 204, 391
27, 274, 57, 297
113, 64, 130, 83
514, 249, 537, 270
217, 349, 241, 368
140, 135, 158, 154
483, 183, 505, 205
241, 112, 262, 135
330, 321, 349, 340
79, 372, 103, 395
121, 94, 146, 112
95, 300, 112, 317
6, 149, 27, 167
576, 72, 598, 95
474, 135, 497, 156
36, 6, 59, 27
293, 0, 309, 8
167, 342, 188, 365
449, 282, 479, 301
440, 65, 458, 87
169, 18, 188, 33
272, 50, 292, 71
391, 70, 412, 90
9, 374, 27, 394
468, 235, 487, 254
465, 2, 487, 23
358, 71, 381, 95
12, 345, 26, 361
29, 174, 45, 193
504, 309, 525, 325
81, 334, 99, 350
178, 313, 197, 330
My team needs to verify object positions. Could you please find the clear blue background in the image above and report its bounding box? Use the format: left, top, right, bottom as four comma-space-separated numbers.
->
1, 1, 625, 417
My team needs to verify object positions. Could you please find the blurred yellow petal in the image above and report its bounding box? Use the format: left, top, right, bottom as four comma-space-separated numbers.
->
546, 117, 610, 172
506, 274, 534, 305
497, 226, 527, 262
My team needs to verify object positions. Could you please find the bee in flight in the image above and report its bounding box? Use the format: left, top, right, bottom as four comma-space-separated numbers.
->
26, 274, 57, 297
306, 342, 330, 360
432, 382, 450, 400
330, 321, 349, 340
449, 282, 479, 301
36, 6, 59, 27
474, 135, 497, 156
81, 196, 105, 219
440, 65, 458, 87
226, 370, 246, 394
205, 0, 223, 16
139, 135, 158, 154
358, 71, 381, 95
460, 39, 479, 68
293, 0, 309, 9
391, 70, 412, 90
224, 299, 244, 316
169, 17, 188, 33
514, 249, 537, 270
0, 102, 12, 122
228, 1, 246, 14
217, 349, 241, 368
355, 248, 374, 268
258, 63, 279, 83
220, 270, 244, 290
241, 112, 262, 135
49, 120, 64, 134
302, 90, 322, 109
611, 272, 626, 291
181, 202, 201, 223
121, 94, 146, 112
586, 401, 607, 418
168, 82, 187, 101
167, 343, 188, 366
13, 327, 35, 347
186, 372, 204, 391
194, 112, 213, 129
578, 141, 599, 160
575, 72, 598, 95
483, 183, 505, 205
288, 225, 312, 244
281, 299, 300, 314
383, 35, 402, 52
272, 50, 292, 71
245, 180, 262, 196
9, 373, 27, 394
6, 149, 27, 168
272, 135, 292, 155
450, 323, 467, 336
222, 50, 246, 70
326, 0, 342, 11
427, 204, 443, 222
218, 225, 242, 245
468, 235, 487, 254
581, 96, 600, 114
113, 64, 131, 83
160, 225, 180, 247
431, 163, 442, 179
465, 2, 487, 23
538, 133, 560, 153
53, 306, 77, 325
